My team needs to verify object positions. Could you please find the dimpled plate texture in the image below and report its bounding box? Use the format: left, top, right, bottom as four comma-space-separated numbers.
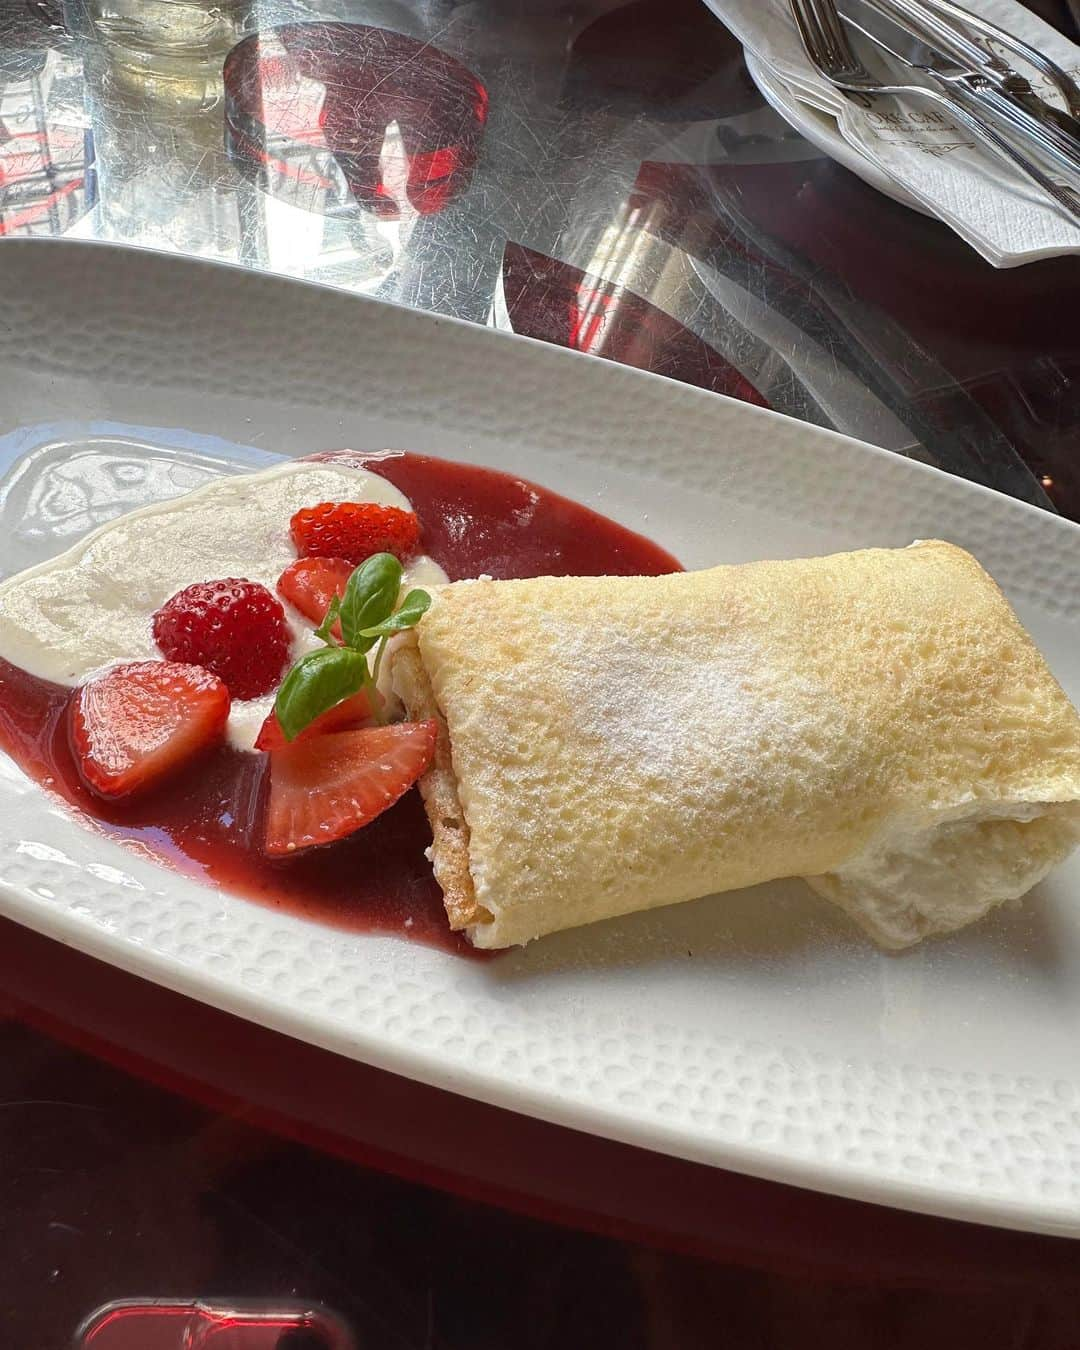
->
1, 240, 1079, 1237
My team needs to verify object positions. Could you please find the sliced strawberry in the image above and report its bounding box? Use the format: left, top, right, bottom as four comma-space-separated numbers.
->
276, 556, 353, 638
290, 500, 421, 565
70, 660, 230, 800
264, 720, 436, 856
253, 689, 376, 752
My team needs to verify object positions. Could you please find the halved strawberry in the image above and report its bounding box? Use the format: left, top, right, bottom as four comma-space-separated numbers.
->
276, 556, 354, 636
264, 720, 436, 856
290, 501, 421, 564
253, 689, 376, 752
70, 661, 230, 800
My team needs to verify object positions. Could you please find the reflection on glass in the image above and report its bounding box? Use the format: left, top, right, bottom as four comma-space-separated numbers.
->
75, 1297, 355, 1349
0, 48, 93, 237
76, 0, 244, 256
497, 240, 768, 405
224, 23, 487, 222
66, 0, 249, 109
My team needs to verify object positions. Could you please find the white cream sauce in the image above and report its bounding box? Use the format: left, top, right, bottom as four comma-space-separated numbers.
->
0, 460, 448, 751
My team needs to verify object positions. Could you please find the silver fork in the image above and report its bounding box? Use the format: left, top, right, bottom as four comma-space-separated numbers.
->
916, 0, 1080, 120
872, 0, 1080, 168
790, 0, 1080, 225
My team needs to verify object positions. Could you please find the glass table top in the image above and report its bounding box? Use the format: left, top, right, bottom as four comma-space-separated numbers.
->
4, 0, 1078, 517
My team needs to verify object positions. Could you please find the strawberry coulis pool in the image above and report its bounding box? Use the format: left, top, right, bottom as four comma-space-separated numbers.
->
0, 451, 682, 955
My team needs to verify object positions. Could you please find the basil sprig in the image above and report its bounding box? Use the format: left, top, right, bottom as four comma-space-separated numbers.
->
274, 553, 431, 743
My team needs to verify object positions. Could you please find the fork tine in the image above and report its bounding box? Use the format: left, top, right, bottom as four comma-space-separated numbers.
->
813, 0, 859, 72
789, 0, 830, 69
790, 0, 855, 76
787, 0, 1080, 226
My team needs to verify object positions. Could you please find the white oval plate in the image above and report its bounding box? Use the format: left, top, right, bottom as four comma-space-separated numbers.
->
1, 240, 1079, 1237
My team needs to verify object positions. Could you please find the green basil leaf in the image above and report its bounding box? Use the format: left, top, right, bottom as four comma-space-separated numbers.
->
340, 553, 402, 652
357, 588, 432, 638
313, 594, 343, 646
273, 646, 368, 742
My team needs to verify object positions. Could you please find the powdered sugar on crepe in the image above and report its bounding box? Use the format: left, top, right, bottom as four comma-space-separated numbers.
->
562, 625, 814, 792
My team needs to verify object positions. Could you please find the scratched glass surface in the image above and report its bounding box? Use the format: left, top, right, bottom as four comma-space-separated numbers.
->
2, 0, 1078, 519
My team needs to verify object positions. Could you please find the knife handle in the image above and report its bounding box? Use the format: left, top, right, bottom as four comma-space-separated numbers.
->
915, 81, 1080, 224
916, 0, 1080, 119
877, 0, 1080, 177
945, 76, 1080, 188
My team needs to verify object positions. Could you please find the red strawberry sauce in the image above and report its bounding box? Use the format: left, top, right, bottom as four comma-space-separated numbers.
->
0, 451, 681, 954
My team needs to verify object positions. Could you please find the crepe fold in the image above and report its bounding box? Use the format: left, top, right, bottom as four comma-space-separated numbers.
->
392, 542, 1080, 949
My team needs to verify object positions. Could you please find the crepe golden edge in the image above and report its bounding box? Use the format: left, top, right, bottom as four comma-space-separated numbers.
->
393, 640, 487, 931
392, 542, 1080, 950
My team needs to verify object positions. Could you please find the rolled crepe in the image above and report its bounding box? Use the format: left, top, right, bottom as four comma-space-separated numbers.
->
392, 541, 1080, 949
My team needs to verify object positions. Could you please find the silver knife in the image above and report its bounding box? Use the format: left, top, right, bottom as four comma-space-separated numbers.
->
847, 0, 1080, 181
918, 0, 1080, 121
873, 0, 1080, 164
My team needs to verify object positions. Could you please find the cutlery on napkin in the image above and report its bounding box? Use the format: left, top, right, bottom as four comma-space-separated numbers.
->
705, 0, 1080, 265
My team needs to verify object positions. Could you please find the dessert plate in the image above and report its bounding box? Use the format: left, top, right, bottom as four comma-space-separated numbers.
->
1, 239, 1079, 1237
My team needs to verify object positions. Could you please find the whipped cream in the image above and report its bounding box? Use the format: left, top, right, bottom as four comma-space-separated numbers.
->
0, 460, 448, 751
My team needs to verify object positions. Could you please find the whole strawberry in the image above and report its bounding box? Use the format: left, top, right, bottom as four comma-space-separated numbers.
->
153, 578, 291, 700
290, 501, 421, 564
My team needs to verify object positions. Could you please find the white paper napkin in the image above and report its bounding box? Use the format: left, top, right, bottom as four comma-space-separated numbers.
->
705, 0, 1080, 265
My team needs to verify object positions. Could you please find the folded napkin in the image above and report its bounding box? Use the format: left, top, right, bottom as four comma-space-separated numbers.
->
707, 0, 1080, 266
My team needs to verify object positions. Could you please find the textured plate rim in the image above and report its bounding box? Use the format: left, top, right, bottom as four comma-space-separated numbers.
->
0, 239, 1077, 1238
